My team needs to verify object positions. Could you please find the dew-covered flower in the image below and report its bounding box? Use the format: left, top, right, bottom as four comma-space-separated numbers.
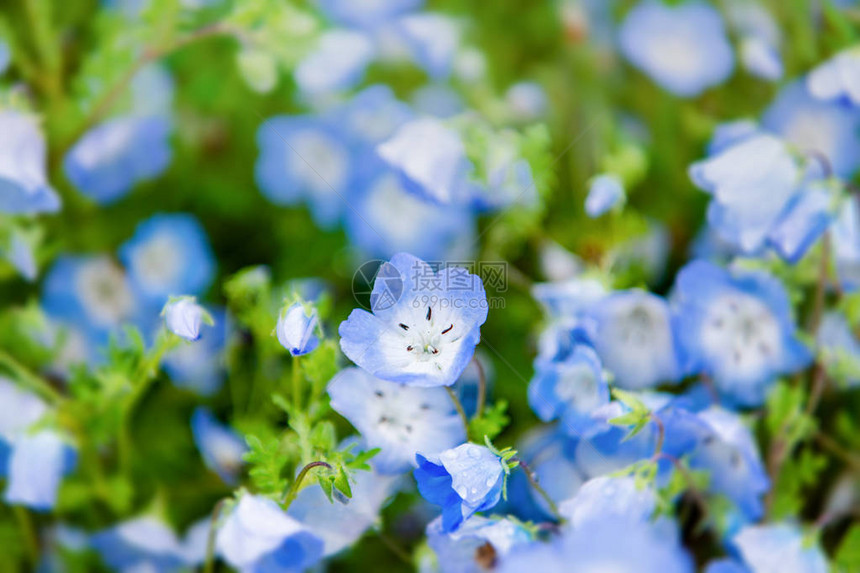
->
120, 213, 216, 304
163, 297, 211, 341
498, 514, 693, 573
732, 523, 827, 573
414, 443, 505, 532
687, 407, 770, 520
191, 408, 246, 485
762, 80, 860, 179
339, 253, 487, 387
558, 475, 656, 529
0, 110, 61, 215
672, 261, 812, 406
807, 48, 860, 106
528, 345, 609, 434
377, 118, 474, 205
216, 494, 324, 573
426, 515, 533, 573
63, 115, 172, 204
328, 367, 465, 473
618, 0, 734, 97
255, 115, 354, 228
294, 29, 376, 97
277, 302, 320, 356
585, 289, 683, 389
287, 465, 401, 556
584, 174, 624, 218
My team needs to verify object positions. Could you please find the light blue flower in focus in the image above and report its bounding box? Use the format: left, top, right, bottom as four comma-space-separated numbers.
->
618, 0, 734, 97
120, 213, 216, 304
0, 110, 61, 215
339, 253, 487, 387
163, 297, 211, 341
328, 367, 465, 474
414, 443, 505, 533
277, 302, 320, 356
191, 408, 246, 485
215, 493, 323, 573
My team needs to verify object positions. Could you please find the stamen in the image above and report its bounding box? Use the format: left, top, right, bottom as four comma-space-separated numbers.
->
426, 307, 432, 321
374, 390, 384, 398
441, 324, 454, 335
399, 323, 409, 331
406, 345, 414, 352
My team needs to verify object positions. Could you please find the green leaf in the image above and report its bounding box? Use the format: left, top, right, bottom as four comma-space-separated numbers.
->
243, 435, 288, 497
468, 400, 510, 442
333, 465, 353, 499
834, 525, 860, 573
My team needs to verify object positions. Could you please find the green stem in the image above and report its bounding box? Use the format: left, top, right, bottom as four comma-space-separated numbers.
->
516, 459, 563, 522
282, 461, 332, 509
445, 386, 469, 437
204, 499, 226, 573
13, 505, 39, 567
0, 349, 62, 404
472, 355, 486, 420
292, 355, 302, 412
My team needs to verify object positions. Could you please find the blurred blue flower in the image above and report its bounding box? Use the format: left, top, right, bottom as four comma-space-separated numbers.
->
396, 13, 461, 79
216, 494, 323, 573
728, 3, 783, 81
339, 253, 487, 387
4, 431, 75, 511
318, 0, 423, 29
256, 115, 355, 228
336, 85, 413, 144
807, 48, 860, 106
832, 196, 860, 291
817, 311, 860, 386
92, 516, 208, 572
618, 0, 734, 97
706, 119, 760, 156
0, 110, 61, 215
672, 261, 812, 406
377, 117, 474, 205
4, 230, 37, 282
528, 345, 609, 434
415, 443, 504, 532
505, 81, 548, 122
294, 30, 376, 97
558, 475, 656, 528
426, 515, 532, 573
0, 38, 10, 74
705, 559, 750, 573
762, 80, 860, 179
328, 367, 465, 474
584, 174, 624, 217
767, 182, 836, 264
411, 84, 465, 118
0, 377, 49, 476
163, 308, 229, 396
120, 213, 216, 304
732, 523, 827, 573
64, 115, 172, 204
277, 302, 320, 356
191, 408, 246, 485
163, 297, 210, 341
586, 289, 683, 390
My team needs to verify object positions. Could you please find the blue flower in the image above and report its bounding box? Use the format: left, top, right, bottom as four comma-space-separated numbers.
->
163, 308, 230, 396
287, 465, 401, 556
344, 167, 476, 261
255, 115, 355, 228
687, 407, 770, 520
585, 289, 683, 389
671, 261, 812, 406
191, 408, 246, 485
0, 38, 9, 74
0, 377, 49, 475
762, 79, 860, 179
531, 277, 607, 321
690, 133, 801, 254
277, 302, 320, 356
706, 119, 760, 156
767, 181, 836, 264
396, 13, 461, 80
294, 30, 376, 97
584, 174, 625, 217
119, 213, 216, 305
3, 230, 37, 282
318, 0, 423, 29
732, 523, 827, 573
0, 110, 61, 215
817, 311, 860, 385
558, 475, 656, 528
92, 516, 209, 572
739, 36, 783, 81
807, 48, 860, 106
728, 4, 783, 81
63, 115, 172, 204
335, 85, 413, 145
618, 0, 734, 97
4, 430, 76, 511
163, 297, 211, 341
528, 345, 609, 434
216, 494, 323, 573
329, 367, 465, 473
505, 81, 548, 122
705, 559, 750, 573
377, 118, 475, 205
426, 515, 532, 573
414, 443, 505, 532
499, 514, 693, 573
339, 253, 487, 387
832, 196, 860, 290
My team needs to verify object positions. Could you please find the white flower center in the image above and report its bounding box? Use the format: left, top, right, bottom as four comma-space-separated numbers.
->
75, 258, 134, 327
701, 293, 781, 375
